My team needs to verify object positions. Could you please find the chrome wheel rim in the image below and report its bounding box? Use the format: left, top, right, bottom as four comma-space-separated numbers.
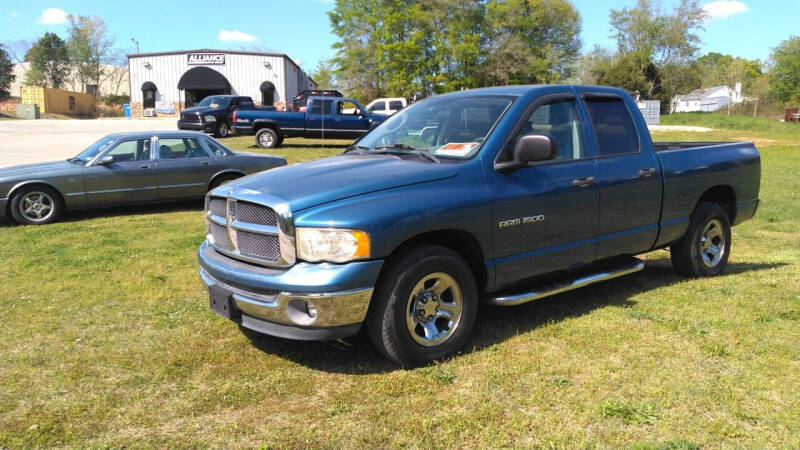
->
405, 272, 463, 347
19, 191, 54, 222
700, 219, 725, 268
219, 123, 229, 137
259, 131, 273, 147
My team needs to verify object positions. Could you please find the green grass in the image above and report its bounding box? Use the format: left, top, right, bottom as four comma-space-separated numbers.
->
1, 117, 799, 447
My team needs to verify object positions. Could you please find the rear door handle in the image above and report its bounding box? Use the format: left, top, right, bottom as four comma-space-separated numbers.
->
572, 176, 596, 188
638, 168, 657, 178
140, 164, 150, 169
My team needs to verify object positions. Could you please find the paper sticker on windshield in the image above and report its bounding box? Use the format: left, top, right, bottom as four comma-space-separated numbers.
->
435, 142, 479, 157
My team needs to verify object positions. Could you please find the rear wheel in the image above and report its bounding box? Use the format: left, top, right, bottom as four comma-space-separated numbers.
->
670, 202, 732, 277
9, 186, 63, 225
256, 128, 279, 148
214, 121, 230, 138
366, 245, 478, 366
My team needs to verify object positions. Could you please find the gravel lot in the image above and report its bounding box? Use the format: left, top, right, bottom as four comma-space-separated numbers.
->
0, 118, 178, 168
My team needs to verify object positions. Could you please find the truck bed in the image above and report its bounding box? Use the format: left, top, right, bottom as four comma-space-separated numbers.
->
653, 141, 735, 151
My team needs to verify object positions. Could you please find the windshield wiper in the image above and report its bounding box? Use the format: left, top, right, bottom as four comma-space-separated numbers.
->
343, 144, 370, 154
373, 144, 440, 163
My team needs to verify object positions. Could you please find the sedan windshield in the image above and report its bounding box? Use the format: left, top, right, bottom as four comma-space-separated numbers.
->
197, 96, 230, 108
71, 137, 117, 163
355, 95, 514, 160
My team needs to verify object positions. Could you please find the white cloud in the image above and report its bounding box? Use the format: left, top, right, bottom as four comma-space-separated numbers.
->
218, 30, 258, 42
39, 7, 68, 24
10, 11, 19, 18
703, 1, 748, 20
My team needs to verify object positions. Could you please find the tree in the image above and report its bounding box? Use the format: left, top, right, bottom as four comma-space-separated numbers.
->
310, 58, 338, 90
0, 44, 14, 99
66, 14, 114, 93
695, 52, 762, 96
5, 39, 33, 64
483, 0, 582, 85
767, 36, 800, 105
24, 32, 71, 89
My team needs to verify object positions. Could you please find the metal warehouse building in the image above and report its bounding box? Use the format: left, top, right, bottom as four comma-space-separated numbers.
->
127, 49, 316, 117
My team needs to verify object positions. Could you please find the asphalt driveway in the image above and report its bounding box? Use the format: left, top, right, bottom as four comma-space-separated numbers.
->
0, 118, 178, 168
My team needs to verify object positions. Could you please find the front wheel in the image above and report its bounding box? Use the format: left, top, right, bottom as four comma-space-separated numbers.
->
366, 245, 478, 366
214, 121, 230, 138
9, 186, 63, 225
670, 202, 732, 277
255, 128, 279, 148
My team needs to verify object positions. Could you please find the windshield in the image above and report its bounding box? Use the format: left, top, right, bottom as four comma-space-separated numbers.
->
356, 95, 514, 159
72, 137, 117, 163
197, 96, 230, 108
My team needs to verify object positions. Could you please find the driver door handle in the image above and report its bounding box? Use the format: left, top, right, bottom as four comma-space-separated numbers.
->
140, 164, 150, 169
638, 167, 657, 178
572, 176, 596, 188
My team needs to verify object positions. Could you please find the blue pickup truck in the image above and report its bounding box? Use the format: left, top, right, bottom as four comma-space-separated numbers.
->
198, 85, 760, 366
231, 96, 389, 148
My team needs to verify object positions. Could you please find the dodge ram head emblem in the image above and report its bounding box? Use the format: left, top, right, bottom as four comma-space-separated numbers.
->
499, 215, 545, 228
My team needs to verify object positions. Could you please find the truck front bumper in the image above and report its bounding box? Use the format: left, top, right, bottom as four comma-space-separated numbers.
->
197, 241, 383, 340
177, 120, 214, 133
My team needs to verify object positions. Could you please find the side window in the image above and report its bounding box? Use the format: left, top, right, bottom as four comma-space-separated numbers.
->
368, 101, 385, 112
583, 97, 639, 156
310, 100, 334, 115
506, 98, 584, 161
158, 138, 208, 159
106, 139, 151, 162
389, 101, 404, 111
205, 138, 231, 157
338, 100, 360, 115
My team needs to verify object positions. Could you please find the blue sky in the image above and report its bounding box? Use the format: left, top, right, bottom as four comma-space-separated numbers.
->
1, 0, 797, 70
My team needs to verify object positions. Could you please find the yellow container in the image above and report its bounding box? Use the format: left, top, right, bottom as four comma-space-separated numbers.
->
20, 86, 96, 116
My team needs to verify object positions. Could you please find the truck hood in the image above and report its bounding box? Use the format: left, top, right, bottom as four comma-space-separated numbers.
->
181, 106, 223, 115
0, 160, 80, 181
228, 155, 460, 212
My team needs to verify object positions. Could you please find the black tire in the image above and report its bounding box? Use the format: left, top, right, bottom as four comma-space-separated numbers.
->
255, 128, 279, 149
366, 245, 478, 366
9, 185, 64, 225
670, 202, 732, 277
208, 173, 242, 191
214, 120, 230, 138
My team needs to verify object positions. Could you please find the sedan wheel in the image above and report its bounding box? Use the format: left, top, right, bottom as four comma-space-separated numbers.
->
9, 186, 63, 225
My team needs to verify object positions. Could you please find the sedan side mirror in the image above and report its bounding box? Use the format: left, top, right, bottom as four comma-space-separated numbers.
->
98, 155, 115, 165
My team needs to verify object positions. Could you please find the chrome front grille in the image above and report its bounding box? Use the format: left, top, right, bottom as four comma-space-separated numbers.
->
237, 201, 277, 226
205, 194, 295, 267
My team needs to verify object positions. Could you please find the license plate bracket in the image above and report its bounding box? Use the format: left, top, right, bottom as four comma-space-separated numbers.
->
209, 285, 240, 320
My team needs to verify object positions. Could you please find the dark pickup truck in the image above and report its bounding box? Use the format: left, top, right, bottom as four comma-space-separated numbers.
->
177, 95, 275, 138
198, 85, 760, 366
232, 97, 389, 148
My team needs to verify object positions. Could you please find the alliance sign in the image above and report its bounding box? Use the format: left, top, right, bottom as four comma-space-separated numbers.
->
187, 53, 226, 65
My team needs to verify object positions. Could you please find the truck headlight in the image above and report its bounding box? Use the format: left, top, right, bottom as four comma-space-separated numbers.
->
296, 228, 370, 263
204, 115, 216, 122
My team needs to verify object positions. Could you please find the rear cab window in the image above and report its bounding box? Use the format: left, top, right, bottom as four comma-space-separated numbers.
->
310, 100, 335, 115
389, 101, 404, 111
583, 97, 639, 156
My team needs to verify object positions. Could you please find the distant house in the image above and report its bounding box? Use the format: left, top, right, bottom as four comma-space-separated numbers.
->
673, 83, 745, 113
9, 63, 130, 98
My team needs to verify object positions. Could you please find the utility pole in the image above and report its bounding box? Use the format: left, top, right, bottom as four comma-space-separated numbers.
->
131, 38, 140, 54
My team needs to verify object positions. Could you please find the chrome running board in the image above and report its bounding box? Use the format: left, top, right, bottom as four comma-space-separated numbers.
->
486, 258, 645, 306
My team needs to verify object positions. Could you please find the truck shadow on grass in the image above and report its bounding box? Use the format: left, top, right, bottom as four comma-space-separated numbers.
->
241, 257, 786, 374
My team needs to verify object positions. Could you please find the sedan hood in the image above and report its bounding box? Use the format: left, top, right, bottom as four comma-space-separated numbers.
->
227, 155, 460, 212
0, 160, 80, 180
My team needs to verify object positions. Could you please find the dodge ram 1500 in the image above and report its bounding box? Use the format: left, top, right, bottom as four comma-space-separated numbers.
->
198, 85, 760, 366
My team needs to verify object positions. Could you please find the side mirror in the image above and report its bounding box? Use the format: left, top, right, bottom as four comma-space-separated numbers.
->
495, 134, 557, 172
514, 134, 557, 163
98, 155, 115, 165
